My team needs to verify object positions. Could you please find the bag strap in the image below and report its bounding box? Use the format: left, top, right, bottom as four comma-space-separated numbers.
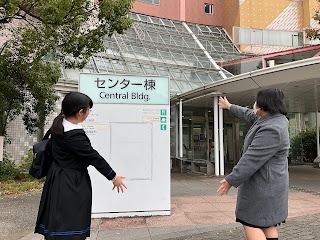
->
42, 128, 52, 140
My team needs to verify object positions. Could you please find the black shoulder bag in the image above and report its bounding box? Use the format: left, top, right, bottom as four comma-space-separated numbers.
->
29, 128, 53, 179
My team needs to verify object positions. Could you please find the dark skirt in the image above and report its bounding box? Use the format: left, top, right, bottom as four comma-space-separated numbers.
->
236, 218, 286, 229
35, 163, 92, 240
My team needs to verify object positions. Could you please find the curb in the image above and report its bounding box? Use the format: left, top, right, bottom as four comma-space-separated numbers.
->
19, 232, 43, 240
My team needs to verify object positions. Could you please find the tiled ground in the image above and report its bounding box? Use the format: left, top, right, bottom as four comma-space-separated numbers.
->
88, 166, 320, 239
169, 213, 320, 240
9, 165, 320, 240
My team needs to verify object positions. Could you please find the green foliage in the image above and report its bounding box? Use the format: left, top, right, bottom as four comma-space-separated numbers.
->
0, 149, 39, 181
0, 51, 60, 135
290, 127, 319, 163
0, 0, 134, 136
0, 154, 24, 181
20, 149, 33, 173
0, 152, 44, 194
1, 0, 134, 67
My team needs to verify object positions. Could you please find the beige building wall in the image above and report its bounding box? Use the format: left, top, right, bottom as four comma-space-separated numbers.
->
222, 0, 240, 37
239, 0, 292, 29
223, 0, 320, 54
305, 0, 320, 29
303, 0, 320, 27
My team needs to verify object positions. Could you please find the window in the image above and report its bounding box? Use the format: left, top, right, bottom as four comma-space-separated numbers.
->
137, 0, 160, 5
235, 27, 304, 47
204, 3, 213, 14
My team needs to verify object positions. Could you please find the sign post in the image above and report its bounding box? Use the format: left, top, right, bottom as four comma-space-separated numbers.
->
79, 73, 170, 218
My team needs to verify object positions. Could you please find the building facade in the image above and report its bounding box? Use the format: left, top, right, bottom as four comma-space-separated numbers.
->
223, 0, 320, 54
4, 0, 320, 172
132, 0, 320, 54
131, 0, 223, 27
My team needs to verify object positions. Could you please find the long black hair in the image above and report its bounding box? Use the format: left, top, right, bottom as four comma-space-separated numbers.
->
51, 92, 93, 136
256, 88, 287, 116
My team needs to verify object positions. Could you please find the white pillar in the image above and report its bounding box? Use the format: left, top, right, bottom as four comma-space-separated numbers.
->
316, 111, 320, 157
0, 136, 4, 161
314, 101, 320, 167
179, 99, 183, 158
179, 99, 187, 173
205, 112, 210, 162
219, 105, 224, 175
206, 112, 214, 175
214, 96, 219, 176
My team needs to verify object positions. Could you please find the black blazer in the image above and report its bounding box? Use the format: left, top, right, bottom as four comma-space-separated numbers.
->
52, 129, 116, 180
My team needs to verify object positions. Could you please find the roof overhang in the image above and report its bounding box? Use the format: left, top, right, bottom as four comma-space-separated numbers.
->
171, 56, 320, 113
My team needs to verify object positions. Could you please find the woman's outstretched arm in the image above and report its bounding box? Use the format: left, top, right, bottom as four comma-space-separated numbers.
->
219, 97, 259, 125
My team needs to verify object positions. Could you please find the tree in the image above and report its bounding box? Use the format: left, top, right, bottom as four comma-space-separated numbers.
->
0, 0, 134, 137
306, 0, 320, 40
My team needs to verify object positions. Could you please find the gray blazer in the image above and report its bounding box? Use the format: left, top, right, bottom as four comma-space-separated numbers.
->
225, 105, 290, 227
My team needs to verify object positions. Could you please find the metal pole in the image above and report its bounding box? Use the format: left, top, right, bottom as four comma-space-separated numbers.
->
214, 96, 219, 176
179, 99, 183, 158
219, 104, 224, 175
0, 136, 4, 161
175, 105, 179, 158
313, 95, 320, 166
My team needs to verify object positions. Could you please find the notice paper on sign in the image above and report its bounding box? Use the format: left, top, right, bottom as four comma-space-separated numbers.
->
143, 116, 161, 122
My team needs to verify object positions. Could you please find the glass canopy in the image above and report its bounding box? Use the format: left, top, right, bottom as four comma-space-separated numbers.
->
62, 12, 245, 94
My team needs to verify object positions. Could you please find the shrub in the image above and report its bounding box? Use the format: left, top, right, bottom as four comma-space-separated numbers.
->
0, 154, 24, 181
290, 127, 319, 163
20, 149, 33, 173
0, 150, 35, 181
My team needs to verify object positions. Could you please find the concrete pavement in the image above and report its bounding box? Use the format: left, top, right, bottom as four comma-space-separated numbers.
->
1, 165, 320, 240
0, 191, 41, 240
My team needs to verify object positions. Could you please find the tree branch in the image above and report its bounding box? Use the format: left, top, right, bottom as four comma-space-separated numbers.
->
16, 14, 46, 39
28, 0, 41, 13
0, 17, 9, 23
0, 8, 22, 23
63, 7, 94, 25
0, 41, 8, 55
63, 1, 76, 20
17, 4, 43, 23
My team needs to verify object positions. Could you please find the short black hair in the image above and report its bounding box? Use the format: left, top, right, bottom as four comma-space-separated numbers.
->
51, 92, 93, 136
256, 88, 287, 116
62, 92, 93, 117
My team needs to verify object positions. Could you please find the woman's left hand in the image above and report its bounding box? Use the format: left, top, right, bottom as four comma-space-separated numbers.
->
217, 179, 232, 196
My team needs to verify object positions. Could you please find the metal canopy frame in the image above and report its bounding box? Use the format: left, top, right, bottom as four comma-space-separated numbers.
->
67, 12, 246, 94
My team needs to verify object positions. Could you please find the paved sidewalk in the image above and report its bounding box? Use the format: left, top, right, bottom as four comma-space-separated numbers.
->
168, 213, 320, 240
1, 165, 320, 240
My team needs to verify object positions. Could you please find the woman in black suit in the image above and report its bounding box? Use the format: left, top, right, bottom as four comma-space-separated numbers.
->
35, 92, 127, 240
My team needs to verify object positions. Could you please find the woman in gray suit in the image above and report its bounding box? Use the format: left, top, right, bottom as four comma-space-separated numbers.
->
217, 89, 289, 240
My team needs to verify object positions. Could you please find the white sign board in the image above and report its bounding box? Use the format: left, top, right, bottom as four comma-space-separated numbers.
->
79, 73, 170, 218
